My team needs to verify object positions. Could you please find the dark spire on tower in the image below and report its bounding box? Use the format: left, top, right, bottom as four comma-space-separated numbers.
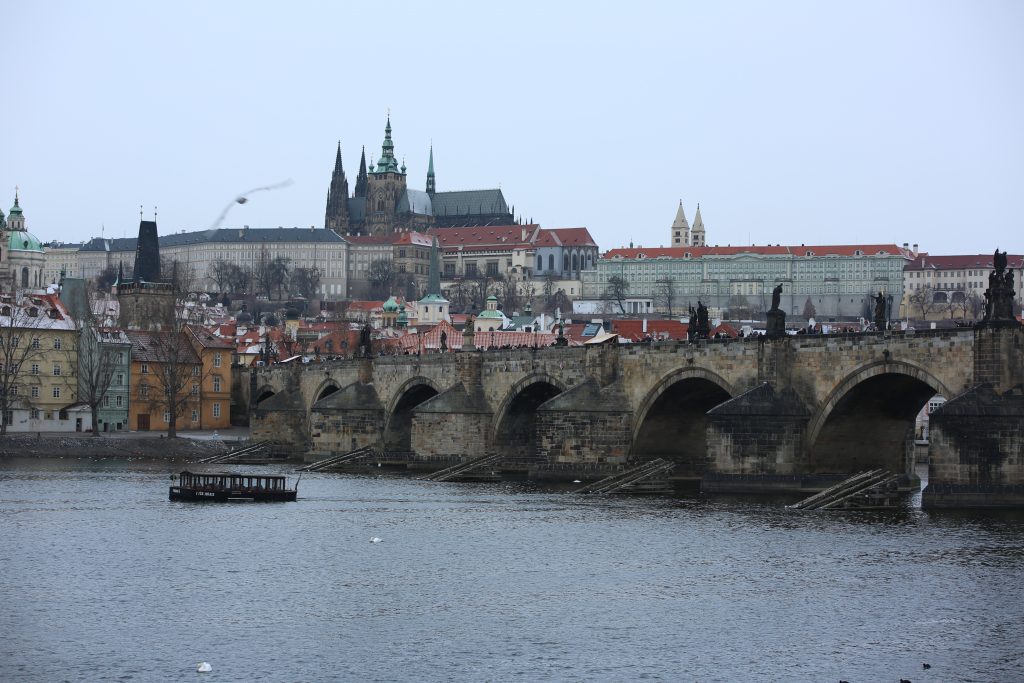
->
355, 146, 368, 198
324, 140, 350, 232
426, 145, 436, 195
132, 218, 161, 283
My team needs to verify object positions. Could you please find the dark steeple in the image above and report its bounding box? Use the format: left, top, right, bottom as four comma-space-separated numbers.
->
355, 146, 368, 198
324, 140, 350, 231
132, 219, 161, 283
426, 145, 436, 195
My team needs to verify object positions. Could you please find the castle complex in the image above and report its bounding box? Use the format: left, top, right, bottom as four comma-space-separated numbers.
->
324, 118, 515, 236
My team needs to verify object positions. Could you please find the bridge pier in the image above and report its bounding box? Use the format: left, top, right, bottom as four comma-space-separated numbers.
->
704, 383, 811, 493
923, 325, 1024, 508
536, 378, 632, 467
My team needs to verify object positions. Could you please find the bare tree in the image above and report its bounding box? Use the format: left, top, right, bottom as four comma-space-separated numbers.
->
74, 309, 128, 437
605, 275, 629, 315
133, 327, 202, 439
966, 291, 985, 320
209, 259, 235, 293
654, 276, 677, 318
368, 259, 395, 300
290, 266, 322, 300
94, 265, 118, 293
0, 292, 51, 436
910, 285, 940, 319
802, 297, 817, 320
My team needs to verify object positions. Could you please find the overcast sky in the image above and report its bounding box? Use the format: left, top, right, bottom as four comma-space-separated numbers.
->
3, 1, 1022, 256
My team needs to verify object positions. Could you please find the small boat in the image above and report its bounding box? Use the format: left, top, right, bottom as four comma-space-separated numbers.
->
169, 471, 298, 502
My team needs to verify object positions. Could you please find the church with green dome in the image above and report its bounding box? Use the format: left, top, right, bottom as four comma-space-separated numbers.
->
0, 189, 46, 291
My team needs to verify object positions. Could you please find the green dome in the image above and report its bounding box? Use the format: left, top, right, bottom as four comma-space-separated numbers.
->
9, 231, 44, 252
382, 295, 400, 312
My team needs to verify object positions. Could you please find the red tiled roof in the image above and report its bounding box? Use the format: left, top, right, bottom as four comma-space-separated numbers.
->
603, 244, 907, 259
395, 320, 581, 351
429, 224, 538, 249
904, 253, 1024, 271
535, 227, 597, 248
346, 300, 385, 312
612, 319, 688, 341
392, 231, 433, 247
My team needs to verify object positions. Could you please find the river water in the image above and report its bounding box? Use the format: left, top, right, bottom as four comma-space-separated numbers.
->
1, 458, 1022, 683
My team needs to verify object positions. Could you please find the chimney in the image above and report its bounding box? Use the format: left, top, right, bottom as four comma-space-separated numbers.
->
521, 227, 526, 241
913, 244, 918, 256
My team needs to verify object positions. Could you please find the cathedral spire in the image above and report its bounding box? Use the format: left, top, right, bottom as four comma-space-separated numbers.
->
691, 203, 706, 247
671, 200, 689, 247
355, 146, 368, 198
374, 116, 400, 173
324, 141, 350, 232
426, 145, 436, 195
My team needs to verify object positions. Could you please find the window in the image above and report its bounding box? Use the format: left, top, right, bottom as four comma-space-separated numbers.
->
11, 335, 18, 348
53, 338, 62, 350
191, 383, 199, 396
52, 386, 61, 398
31, 386, 39, 398
191, 409, 199, 422
118, 352, 125, 363
30, 408, 39, 420
104, 396, 110, 407
537, 255, 543, 271
214, 353, 222, 368
31, 337, 39, 349
53, 363, 61, 376
192, 366, 200, 377
486, 261, 499, 277
464, 262, 477, 277
9, 385, 16, 397
163, 411, 171, 423
213, 403, 221, 418
116, 373, 124, 386
140, 384, 149, 398
3, 409, 12, 425
116, 395, 123, 408
141, 363, 148, 374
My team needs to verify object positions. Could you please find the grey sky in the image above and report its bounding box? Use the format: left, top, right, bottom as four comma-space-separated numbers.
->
4, 1, 1022, 256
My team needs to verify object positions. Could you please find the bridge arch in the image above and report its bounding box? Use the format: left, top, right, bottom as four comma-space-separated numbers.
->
491, 373, 568, 465
383, 377, 442, 451
254, 385, 277, 406
806, 360, 950, 475
631, 368, 735, 473
310, 379, 342, 411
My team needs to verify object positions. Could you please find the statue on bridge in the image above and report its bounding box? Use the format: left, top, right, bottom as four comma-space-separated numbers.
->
440, 330, 448, 352
695, 301, 710, 340
770, 283, 783, 312
359, 323, 373, 358
687, 305, 698, 342
980, 248, 1020, 327
873, 292, 888, 331
766, 284, 786, 339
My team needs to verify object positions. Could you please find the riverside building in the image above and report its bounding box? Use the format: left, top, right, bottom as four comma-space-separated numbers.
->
581, 243, 911, 320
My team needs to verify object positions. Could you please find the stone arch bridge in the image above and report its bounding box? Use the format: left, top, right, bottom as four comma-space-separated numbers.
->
243, 326, 1024, 507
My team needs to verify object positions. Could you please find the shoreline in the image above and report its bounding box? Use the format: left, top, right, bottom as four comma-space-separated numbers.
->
0, 433, 231, 460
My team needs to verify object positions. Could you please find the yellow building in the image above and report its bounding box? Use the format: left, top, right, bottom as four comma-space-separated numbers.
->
0, 293, 82, 431
124, 329, 202, 433
185, 325, 233, 429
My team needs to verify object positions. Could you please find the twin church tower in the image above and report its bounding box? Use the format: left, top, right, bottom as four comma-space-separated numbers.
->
670, 200, 706, 248
324, 117, 515, 237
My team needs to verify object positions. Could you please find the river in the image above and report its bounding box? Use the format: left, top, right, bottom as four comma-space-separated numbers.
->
2, 458, 1022, 682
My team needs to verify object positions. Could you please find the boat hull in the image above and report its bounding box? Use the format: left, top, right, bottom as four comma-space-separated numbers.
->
169, 486, 297, 502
